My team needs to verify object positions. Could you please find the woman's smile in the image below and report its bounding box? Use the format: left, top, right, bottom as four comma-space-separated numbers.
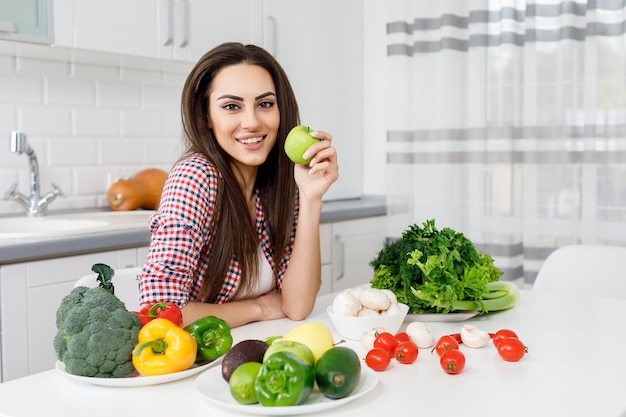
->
236, 134, 266, 145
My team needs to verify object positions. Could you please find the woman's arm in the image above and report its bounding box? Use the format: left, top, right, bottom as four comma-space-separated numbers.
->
280, 130, 339, 320
181, 290, 286, 328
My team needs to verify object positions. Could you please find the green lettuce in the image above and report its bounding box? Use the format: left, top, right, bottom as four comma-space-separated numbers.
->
370, 219, 503, 314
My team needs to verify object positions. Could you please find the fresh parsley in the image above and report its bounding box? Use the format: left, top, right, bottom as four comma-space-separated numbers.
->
370, 219, 503, 314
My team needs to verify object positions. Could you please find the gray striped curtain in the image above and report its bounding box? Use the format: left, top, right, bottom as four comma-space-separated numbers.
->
385, 0, 626, 287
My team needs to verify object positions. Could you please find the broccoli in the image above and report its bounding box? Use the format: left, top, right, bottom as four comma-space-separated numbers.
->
53, 264, 141, 378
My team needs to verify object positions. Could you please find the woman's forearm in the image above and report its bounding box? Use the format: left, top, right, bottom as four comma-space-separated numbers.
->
181, 290, 285, 328
280, 197, 324, 320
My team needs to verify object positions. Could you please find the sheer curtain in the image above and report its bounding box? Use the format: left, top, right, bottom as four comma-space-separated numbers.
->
385, 0, 626, 287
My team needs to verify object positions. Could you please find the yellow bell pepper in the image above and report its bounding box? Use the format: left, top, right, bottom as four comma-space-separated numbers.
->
132, 318, 197, 376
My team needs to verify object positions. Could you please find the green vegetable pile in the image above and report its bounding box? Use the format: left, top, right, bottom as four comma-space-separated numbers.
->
370, 219, 519, 314
53, 263, 141, 378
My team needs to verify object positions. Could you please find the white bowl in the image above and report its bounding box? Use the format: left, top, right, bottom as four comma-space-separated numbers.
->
327, 303, 409, 341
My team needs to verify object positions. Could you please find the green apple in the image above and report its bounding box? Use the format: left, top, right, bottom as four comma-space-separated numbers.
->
262, 339, 314, 366
284, 125, 320, 165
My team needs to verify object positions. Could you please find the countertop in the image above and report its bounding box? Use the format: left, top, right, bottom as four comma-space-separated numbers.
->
1, 288, 625, 417
0, 196, 387, 264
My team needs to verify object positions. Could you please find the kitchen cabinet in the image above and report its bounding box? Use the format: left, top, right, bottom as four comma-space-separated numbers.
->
330, 216, 386, 292
261, 0, 363, 200
0, 247, 147, 382
318, 216, 386, 296
52, 0, 262, 62
0, 0, 53, 44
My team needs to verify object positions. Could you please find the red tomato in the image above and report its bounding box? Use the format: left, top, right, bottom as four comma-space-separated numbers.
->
496, 337, 527, 362
492, 329, 519, 347
365, 348, 392, 371
449, 333, 463, 344
394, 341, 418, 364
394, 332, 411, 344
440, 349, 465, 374
373, 332, 398, 356
434, 335, 460, 356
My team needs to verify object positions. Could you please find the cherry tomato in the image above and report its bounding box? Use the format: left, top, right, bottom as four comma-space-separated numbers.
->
440, 349, 465, 374
496, 337, 527, 362
373, 332, 398, 356
365, 348, 392, 371
394, 341, 418, 364
434, 335, 459, 357
492, 329, 519, 347
394, 332, 411, 344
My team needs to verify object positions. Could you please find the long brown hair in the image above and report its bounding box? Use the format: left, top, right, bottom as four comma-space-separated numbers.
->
180, 42, 299, 302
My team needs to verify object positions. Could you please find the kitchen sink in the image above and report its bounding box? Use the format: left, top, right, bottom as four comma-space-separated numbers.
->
0, 210, 155, 239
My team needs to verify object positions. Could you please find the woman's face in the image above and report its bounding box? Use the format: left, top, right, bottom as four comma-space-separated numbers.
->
208, 63, 280, 176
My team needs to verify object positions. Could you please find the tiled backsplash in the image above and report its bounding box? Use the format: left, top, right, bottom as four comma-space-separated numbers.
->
0, 40, 193, 216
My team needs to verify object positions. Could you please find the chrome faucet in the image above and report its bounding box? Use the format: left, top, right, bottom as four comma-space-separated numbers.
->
4, 131, 63, 216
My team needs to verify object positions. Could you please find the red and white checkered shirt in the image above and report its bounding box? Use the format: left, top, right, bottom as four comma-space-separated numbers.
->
138, 153, 298, 306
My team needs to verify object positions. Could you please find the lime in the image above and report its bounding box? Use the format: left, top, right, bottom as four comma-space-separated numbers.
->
229, 361, 261, 404
314, 347, 361, 399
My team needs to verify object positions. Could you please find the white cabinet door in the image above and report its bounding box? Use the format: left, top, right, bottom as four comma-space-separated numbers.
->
331, 216, 386, 292
319, 223, 332, 296
262, 0, 363, 200
172, 0, 262, 63
52, 0, 263, 61
0, 248, 146, 382
53, 0, 166, 58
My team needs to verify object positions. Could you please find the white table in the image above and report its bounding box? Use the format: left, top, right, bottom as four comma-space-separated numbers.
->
1, 289, 625, 417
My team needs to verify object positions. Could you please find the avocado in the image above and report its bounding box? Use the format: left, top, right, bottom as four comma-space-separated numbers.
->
221, 339, 269, 382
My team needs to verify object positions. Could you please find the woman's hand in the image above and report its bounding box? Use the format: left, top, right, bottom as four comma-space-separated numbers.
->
254, 290, 287, 321
293, 130, 339, 201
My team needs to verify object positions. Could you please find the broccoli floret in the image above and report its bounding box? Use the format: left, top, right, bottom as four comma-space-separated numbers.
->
54, 266, 141, 378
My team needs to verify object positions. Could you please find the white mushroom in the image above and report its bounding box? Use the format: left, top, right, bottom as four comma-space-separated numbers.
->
380, 289, 398, 305
359, 288, 391, 311
346, 287, 364, 301
460, 324, 491, 348
381, 302, 403, 316
332, 290, 361, 316
361, 326, 386, 350
357, 308, 380, 317
405, 321, 435, 349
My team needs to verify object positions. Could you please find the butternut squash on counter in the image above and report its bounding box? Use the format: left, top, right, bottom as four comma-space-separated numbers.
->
106, 168, 168, 211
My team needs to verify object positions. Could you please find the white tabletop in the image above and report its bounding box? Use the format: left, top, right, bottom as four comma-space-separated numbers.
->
1, 289, 625, 417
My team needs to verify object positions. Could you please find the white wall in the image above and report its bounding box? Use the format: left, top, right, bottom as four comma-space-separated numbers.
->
0, 41, 192, 215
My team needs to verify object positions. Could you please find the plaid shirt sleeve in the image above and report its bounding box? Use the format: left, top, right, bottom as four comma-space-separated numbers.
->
138, 154, 220, 307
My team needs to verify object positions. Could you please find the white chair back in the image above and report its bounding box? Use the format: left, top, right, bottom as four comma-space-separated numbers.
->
533, 244, 626, 298
73, 267, 142, 311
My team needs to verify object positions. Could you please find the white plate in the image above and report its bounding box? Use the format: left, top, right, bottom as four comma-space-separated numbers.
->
194, 364, 378, 415
405, 311, 479, 322
56, 359, 219, 387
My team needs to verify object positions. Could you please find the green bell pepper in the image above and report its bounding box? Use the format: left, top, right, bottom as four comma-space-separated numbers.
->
183, 315, 233, 362
254, 351, 314, 407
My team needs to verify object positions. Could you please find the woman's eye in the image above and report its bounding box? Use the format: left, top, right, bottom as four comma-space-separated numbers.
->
223, 103, 240, 111
258, 101, 275, 109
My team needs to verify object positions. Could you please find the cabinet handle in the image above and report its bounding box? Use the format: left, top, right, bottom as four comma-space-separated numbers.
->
0, 21, 17, 33
160, 0, 173, 46
264, 16, 277, 56
174, 0, 188, 48
334, 234, 345, 281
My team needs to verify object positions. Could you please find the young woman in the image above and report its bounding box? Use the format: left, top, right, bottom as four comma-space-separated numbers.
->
137, 42, 339, 328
